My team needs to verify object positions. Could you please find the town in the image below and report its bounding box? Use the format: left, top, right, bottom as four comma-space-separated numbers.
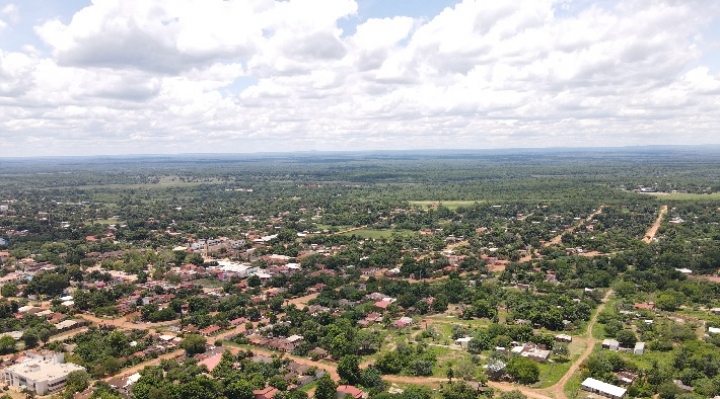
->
0, 150, 719, 399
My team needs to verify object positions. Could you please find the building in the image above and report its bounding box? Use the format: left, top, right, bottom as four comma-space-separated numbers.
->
2, 351, 85, 395
254, 386, 279, 399
337, 385, 365, 399
602, 339, 619, 351
581, 378, 627, 399
555, 334, 573, 343
455, 337, 473, 348
634, 342, 645, 355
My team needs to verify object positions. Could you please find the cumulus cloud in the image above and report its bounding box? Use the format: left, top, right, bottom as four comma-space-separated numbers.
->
1, 0, 720, 156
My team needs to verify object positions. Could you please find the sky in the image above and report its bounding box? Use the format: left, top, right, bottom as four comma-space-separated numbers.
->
1, 0, 720, 157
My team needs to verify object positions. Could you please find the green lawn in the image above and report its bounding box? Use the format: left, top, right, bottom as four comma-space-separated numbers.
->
644, 192, 720, 200
534, 340, 586, 388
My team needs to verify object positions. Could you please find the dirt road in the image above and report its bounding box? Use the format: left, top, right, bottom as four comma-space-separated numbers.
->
104, 349, 184, 380
643, 205, 668, 243
545, 206, 605, 247
548, 288, 613, 399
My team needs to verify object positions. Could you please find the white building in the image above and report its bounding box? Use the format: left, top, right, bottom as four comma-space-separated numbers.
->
3, 351, 85, 395
455, 337, 473, 348
581, 378, 626, 399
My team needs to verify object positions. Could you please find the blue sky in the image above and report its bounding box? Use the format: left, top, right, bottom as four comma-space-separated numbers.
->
0, 0, 719, 157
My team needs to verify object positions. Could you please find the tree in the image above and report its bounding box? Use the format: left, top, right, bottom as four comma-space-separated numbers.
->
338, 355, 361, 385
656, 293, 680, 311
455, 358, 477, 380
553, 342, 570, 360
225, 380, 255, 399
507, 356, 540, 384
21, 331, 39, 349
499, 390, 527, 399
64, 370, 91, 397
616, 330, 637, 348
0, 335, 16, 354
269, 375, 289, 391
180, 334, 207, 355
315, 374, 337, 399
359, 367, 384, 391
446, 367, 454, 383
1, 283, 18, 297
441, 381, 478, 399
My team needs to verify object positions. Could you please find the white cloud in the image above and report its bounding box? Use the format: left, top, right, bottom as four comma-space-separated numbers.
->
1, 0, 720, 156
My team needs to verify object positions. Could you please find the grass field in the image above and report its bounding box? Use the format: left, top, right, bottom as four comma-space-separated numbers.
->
340, 229, 415, 239
534, 340, 586, 388
645, 192, 720, 200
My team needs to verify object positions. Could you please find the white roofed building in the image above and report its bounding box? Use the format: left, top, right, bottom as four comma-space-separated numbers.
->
2, 351, 84, 395
581, 378, 626, 399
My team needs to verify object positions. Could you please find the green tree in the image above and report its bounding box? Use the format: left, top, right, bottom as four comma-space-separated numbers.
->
269, 375, 289, 391
63, 370, 91, 398
359, 367, 384, 391
1, 283, 18, 297
446, 367, 454, 383
506, 356, 539, 384
0, 335, 16, 354
616, 330, 637, 348
338, 355, 361, 385
499, 390, 527, 399
553, 342, 569, 360
315, 374, 337, 399
180, 334, 207, 355
21, 331, 39, 349
225, 380, 255, 399
441, 381, 478, 399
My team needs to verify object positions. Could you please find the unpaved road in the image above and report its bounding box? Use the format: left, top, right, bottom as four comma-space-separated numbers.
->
548, 288, 613, 399
545, 206, 605, 247
643, 205, 668, 243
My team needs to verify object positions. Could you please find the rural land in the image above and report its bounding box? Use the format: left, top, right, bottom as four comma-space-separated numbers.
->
0, 147, 719, 399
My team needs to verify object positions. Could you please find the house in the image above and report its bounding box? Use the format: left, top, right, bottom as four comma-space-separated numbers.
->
615, 371, 637, 385
309, 347, 328, 360
673, 380, 693, 393
510, 343, 551, 362
485, 359, 506, 380
198, 353, 223, 372
199, 325, 221, 337
286, 335, 304, 351
555, 334, 572, 343
634, 342, 645, 355
2, 351, 85, 395
230, 317, 246, 326
709, 327, 720, 335
254, 386, 279, 399
337, 385, 365, 399
394, 317, 413, 327
633, 303, 655, 310
602, 339, 619, 351
581, 378, 627, 399
455, 337, 473, 348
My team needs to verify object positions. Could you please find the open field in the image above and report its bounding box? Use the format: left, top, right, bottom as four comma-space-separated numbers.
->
645, 192, 720, 200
